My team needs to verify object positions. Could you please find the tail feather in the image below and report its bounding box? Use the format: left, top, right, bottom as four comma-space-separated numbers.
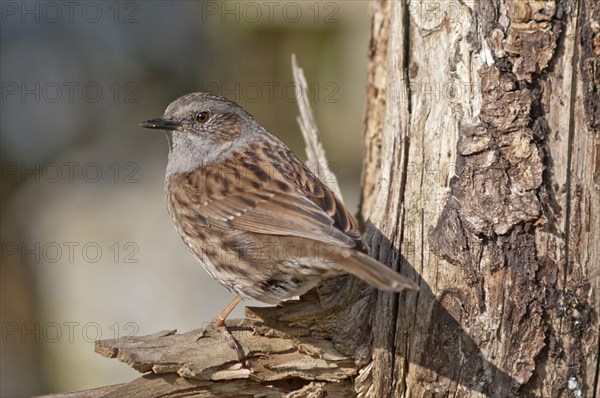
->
339, 250, 419, 292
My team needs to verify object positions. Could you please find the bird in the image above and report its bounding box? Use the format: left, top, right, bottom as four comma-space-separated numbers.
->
141, 92, 418, 356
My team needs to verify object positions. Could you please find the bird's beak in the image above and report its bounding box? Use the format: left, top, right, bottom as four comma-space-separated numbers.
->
140, 117, 181, 131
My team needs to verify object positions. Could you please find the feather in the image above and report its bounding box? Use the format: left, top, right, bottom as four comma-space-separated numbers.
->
168, 140, 364, 249
338, 250, 419, 291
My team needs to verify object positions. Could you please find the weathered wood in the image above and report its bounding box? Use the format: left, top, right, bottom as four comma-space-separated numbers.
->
41, 280, 367, 398
291, 53, 343, 200
362, 0, 599, 396
42, 374, 354, 398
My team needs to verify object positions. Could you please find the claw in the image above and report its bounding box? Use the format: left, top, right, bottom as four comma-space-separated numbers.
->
196, 296, 244, 360
218, 324, 245, 360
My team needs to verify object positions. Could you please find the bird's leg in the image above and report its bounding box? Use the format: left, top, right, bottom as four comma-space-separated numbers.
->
198, 296, 244, 359
208, 295, 242, 331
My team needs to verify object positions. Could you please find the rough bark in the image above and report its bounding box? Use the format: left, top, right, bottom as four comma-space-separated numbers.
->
362, 0, 599, 396
40, 1, 599, 397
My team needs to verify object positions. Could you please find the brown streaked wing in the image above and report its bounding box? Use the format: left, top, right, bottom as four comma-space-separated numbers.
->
299, 170, 365, 251
173, 156, 360, 248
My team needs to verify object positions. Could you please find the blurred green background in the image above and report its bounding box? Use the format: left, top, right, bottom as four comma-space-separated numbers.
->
0, 1, 369, 395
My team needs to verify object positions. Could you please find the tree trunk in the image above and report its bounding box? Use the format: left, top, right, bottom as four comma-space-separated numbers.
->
362, 0, 599, 396
41, 1, 599, 397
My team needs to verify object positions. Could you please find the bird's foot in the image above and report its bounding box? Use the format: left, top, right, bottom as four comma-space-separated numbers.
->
197, 319, 244, 360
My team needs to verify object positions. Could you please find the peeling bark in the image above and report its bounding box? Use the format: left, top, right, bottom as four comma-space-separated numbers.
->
363, 0, 599, 396
580, 0, 600, 132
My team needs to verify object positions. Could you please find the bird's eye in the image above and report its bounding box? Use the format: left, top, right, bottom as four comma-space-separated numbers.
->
196, 111, 210, 123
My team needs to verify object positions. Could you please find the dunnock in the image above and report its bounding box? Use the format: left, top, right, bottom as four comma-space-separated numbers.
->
141, 92, 418, 355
